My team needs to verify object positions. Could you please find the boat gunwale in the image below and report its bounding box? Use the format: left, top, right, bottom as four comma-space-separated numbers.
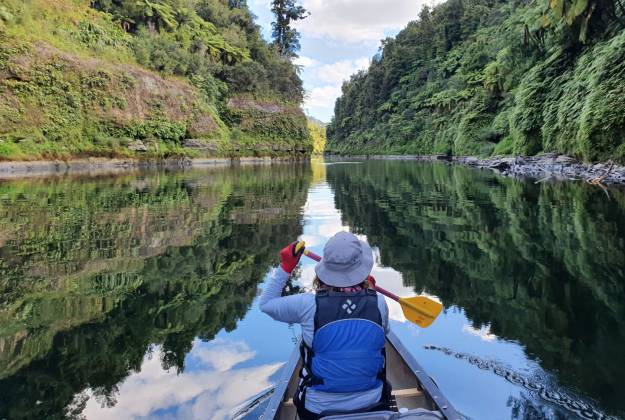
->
262, 330, 460, 420
262, 339, 302, 419
386, 330, 460, 420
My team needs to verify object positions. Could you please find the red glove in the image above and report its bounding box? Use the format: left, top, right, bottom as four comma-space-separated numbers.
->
280, 241, 304, 274
367, 275, 377, 288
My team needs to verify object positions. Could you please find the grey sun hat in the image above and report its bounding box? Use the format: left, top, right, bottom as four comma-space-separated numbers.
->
315, 231, 374, 288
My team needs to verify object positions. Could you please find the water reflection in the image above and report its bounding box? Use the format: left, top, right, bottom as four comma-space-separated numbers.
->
0, 164, 311, 419
1, 159, 624, 419
326, 160, 625, 418
81, 339, 281, 419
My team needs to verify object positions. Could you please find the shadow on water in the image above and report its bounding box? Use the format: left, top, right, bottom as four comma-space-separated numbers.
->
0, 164, 311, 419
326, 160, 625, 418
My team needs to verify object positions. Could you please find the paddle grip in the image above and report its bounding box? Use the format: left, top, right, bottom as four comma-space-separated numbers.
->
302, 249, 400, 303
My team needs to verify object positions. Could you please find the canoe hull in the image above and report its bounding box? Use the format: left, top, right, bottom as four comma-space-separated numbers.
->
262, 330, 459, 420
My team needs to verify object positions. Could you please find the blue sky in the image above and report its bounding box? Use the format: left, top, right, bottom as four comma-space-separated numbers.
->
248, 0, 436, 123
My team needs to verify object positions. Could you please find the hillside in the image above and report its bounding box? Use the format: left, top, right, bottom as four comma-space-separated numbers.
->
307, 116, 326, 154
0, 0, 311, 161
327, 0, 625, 163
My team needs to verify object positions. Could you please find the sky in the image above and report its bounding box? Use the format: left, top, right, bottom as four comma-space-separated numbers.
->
248, 0, 437, 123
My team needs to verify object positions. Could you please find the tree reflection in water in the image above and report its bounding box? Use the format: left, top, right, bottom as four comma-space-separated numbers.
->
326, 160, 625, 417
0, 164, 311, 419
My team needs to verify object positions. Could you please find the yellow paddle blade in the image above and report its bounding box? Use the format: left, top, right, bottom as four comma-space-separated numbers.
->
399, 296, 443, 328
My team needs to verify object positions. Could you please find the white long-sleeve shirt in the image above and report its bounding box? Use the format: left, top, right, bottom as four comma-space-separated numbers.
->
259, 267, 390, 414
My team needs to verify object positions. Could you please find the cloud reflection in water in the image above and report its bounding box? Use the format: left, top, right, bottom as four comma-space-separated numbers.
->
83, 339, 281, 420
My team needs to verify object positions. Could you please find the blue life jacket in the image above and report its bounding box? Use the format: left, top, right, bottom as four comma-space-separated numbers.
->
300, 288, 386, 394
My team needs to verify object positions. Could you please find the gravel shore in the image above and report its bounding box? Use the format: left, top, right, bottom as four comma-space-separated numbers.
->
0, 157, 306, 179
326, 153, 625, 186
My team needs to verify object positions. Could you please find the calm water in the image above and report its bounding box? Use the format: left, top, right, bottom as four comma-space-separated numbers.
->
1, 160, 624, 420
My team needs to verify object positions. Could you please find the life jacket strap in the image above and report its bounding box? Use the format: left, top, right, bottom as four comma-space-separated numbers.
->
298, 341, 324, 386
294, 341, 323, 415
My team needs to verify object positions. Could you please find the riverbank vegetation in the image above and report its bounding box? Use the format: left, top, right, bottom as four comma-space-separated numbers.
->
308, 117, 326, 154
0, 0, 311, 161
327, 0, 625, 163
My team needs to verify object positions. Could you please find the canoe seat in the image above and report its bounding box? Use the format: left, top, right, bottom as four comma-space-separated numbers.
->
321, 409, 444, 419
282, 387, 422, 407
392, 388, 423, 398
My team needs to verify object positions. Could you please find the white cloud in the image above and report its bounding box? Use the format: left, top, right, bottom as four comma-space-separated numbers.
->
249, 0, 441, 121
305, 85, 342, 110
314, 58, 370, 85
297, 0, 431, 43
299, 264, 317, 289
369, 266, 413, 323
302, 57, 369, 116
293, 55, 318, 67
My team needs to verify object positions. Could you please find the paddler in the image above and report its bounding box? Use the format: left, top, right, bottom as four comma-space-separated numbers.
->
260, 232, 391, 420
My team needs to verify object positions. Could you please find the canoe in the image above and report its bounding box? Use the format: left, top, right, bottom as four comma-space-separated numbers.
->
262, 330, 460, 419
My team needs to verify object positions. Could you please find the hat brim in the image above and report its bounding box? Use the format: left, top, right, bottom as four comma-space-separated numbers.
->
314, 240, 374, 287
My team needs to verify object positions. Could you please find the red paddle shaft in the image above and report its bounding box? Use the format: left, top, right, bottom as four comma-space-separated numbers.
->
302, 249, 401, 302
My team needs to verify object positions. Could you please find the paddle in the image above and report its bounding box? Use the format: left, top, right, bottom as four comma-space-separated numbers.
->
294, 241, 442, 328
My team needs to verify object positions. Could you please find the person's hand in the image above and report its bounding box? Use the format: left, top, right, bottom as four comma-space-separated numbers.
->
280, 241, 304, 274
367, 275, 377, 288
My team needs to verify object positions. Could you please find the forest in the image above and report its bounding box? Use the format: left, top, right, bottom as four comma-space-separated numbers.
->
0, 0, 313, 160
327, 0, 625, 163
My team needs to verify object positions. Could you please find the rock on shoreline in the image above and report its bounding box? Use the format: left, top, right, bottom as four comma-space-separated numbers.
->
452, 154, 625, 185
325, 153, 625, 186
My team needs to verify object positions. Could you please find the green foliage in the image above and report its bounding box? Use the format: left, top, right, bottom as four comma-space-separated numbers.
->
271, 0, 308, 57
0, 0, 309, 160
308, 118, 326, 154
223, 100, 310, 150
70, 20, 131, 50
91, 0, 301, 101
0, 5, 13, 23
327, 0, 625, 163
0, 38, 216, 160
116, 118, 187, 142
135, 0, 178, 31
541, 0, 623, 43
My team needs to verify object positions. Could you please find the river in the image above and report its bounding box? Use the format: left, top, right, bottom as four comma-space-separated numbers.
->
0, 159, 624, 420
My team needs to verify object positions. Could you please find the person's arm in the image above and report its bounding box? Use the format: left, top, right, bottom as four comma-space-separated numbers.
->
260, 242, 314, 324
259, 267, 308, 323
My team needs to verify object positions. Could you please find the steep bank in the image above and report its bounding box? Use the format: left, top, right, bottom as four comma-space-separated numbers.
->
0, 0, 311, 161
327, 0, 625, 163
